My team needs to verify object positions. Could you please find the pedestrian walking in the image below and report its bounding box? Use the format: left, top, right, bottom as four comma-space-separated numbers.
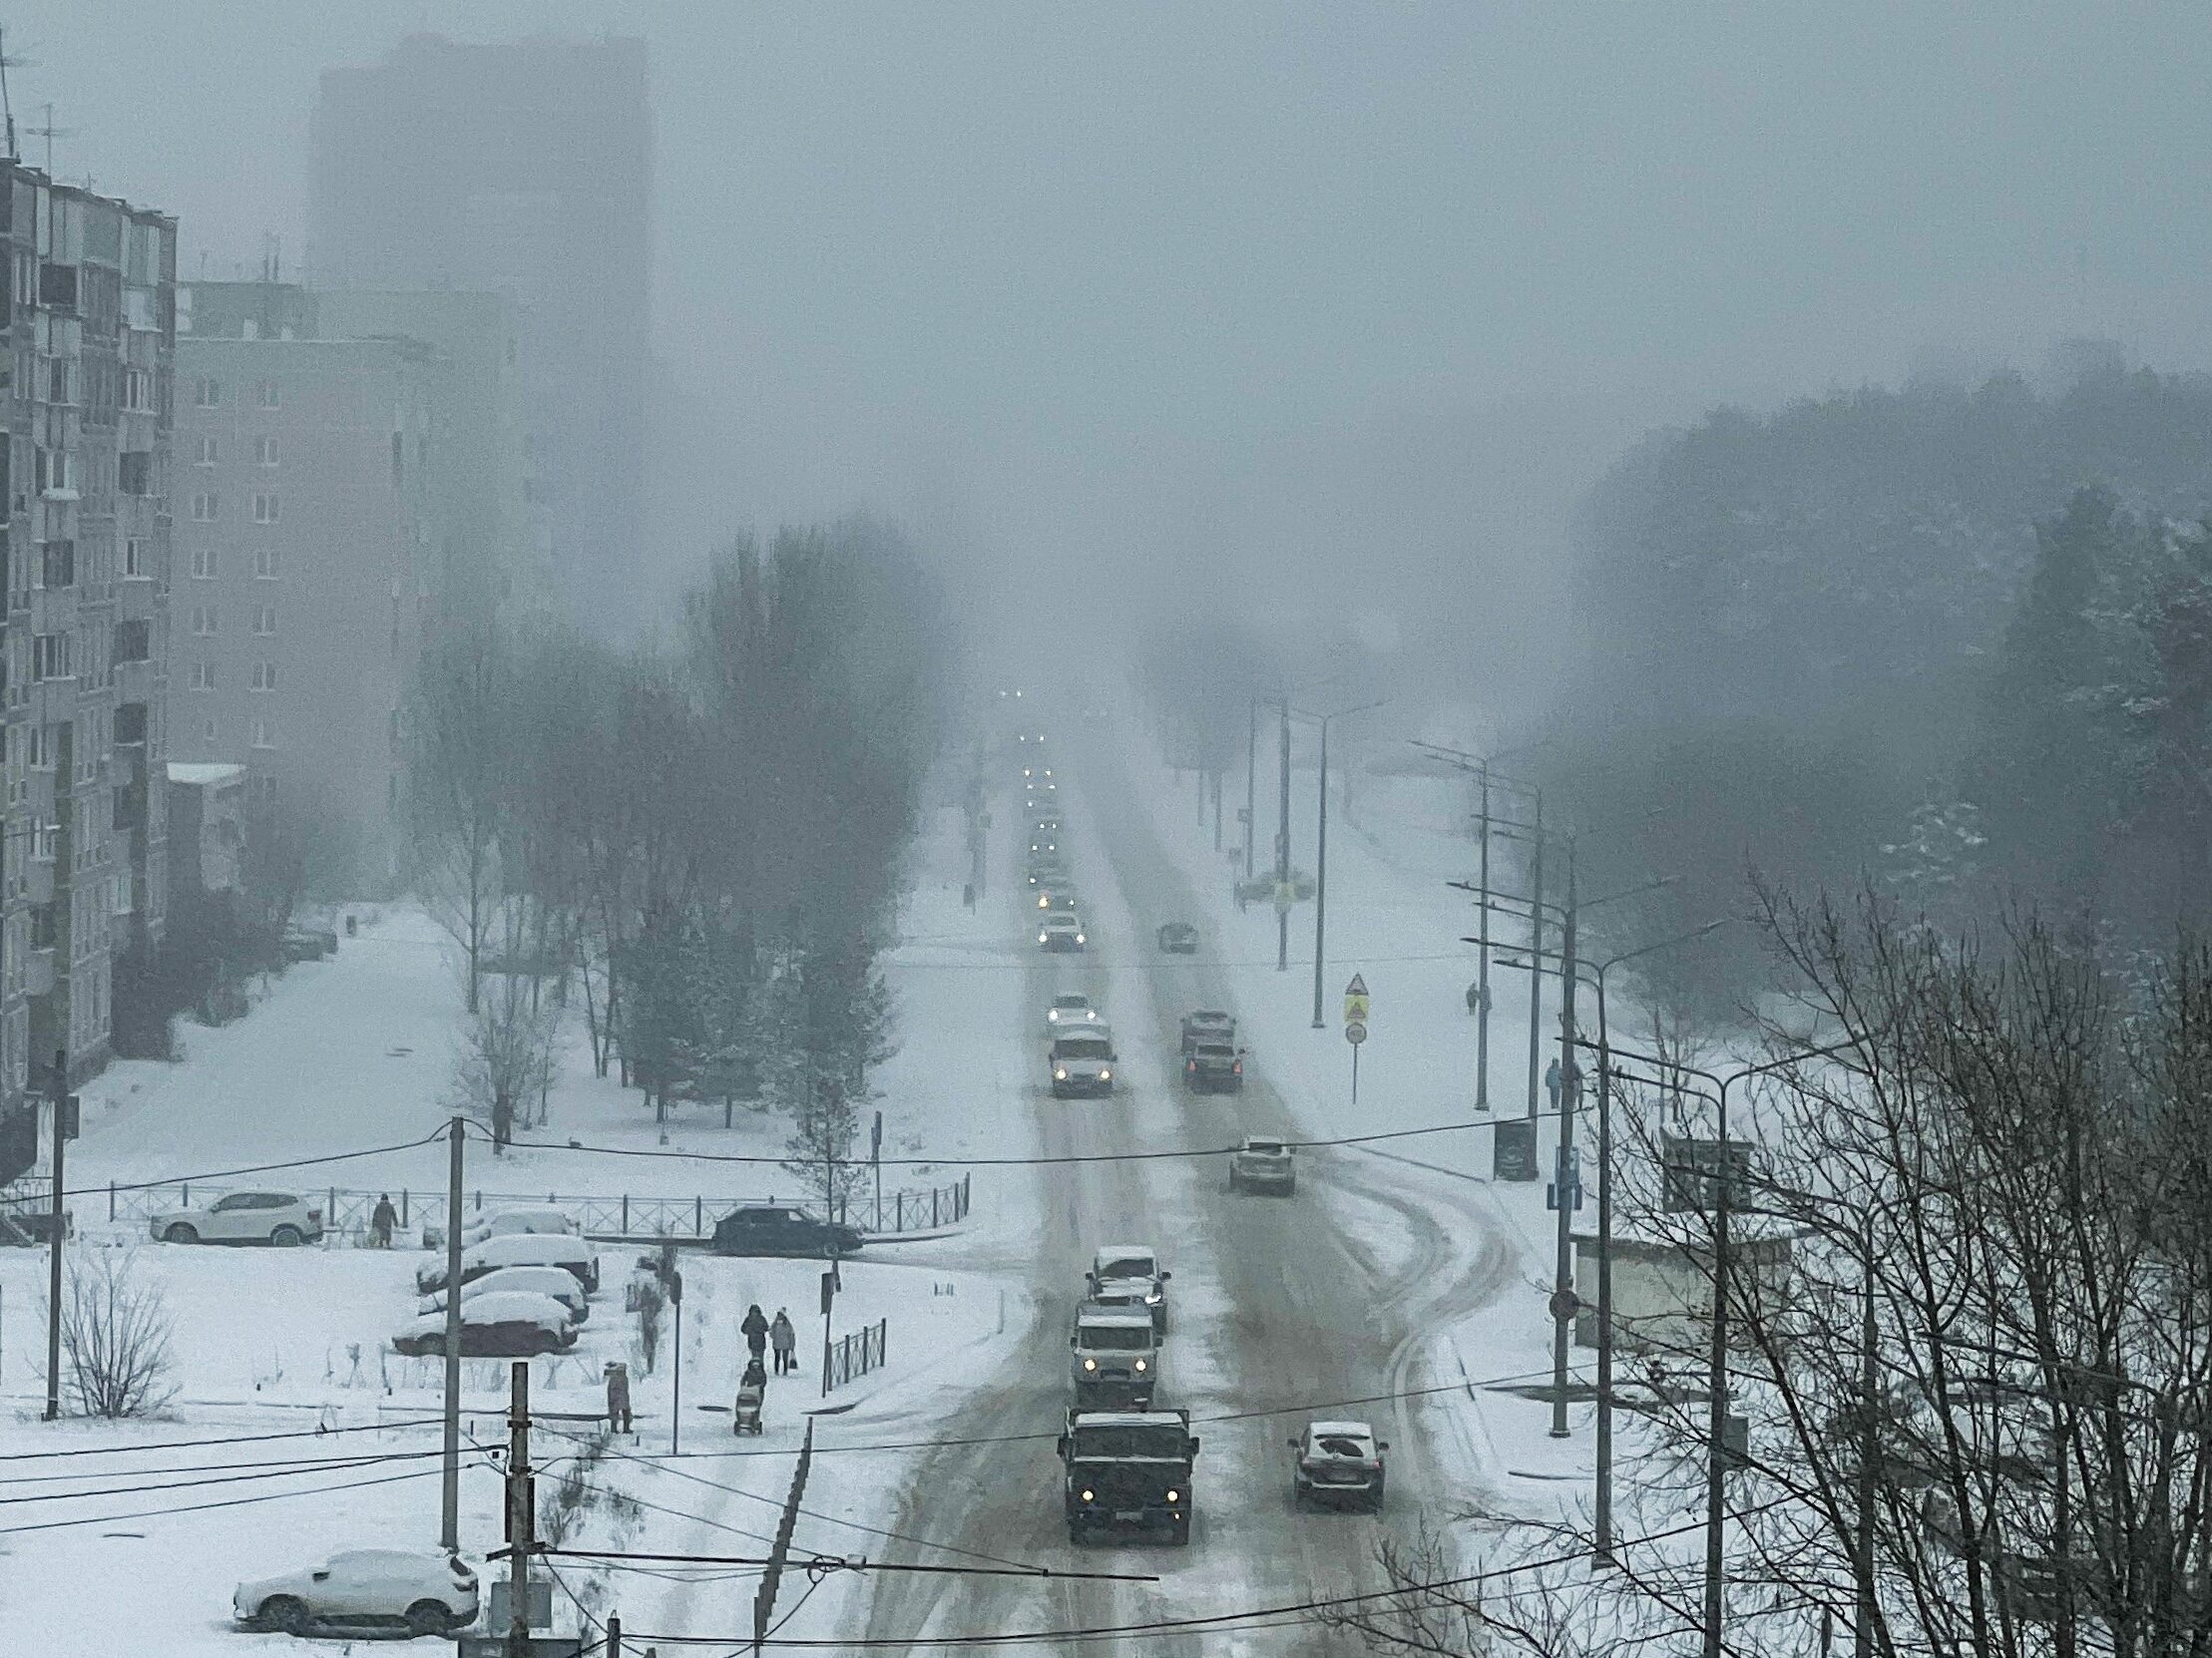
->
1564, 1058, 1584, 1104
741, 1302, 770, 1365
1466, 981, 1482, 1017
369, 1193, 397, 1249
770, 1308, 797, 1376
604, 1362, 633, 1434
1545, 1056, 1562, 1110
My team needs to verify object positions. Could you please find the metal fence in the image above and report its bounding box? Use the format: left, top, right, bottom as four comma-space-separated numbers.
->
0, 1171, 972, 1245
822, 1318, 888, 1393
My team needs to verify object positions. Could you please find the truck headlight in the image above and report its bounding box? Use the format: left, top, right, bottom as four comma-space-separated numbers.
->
1055, 1068, 1068, 1080
1099, 1069, 1110, 1081
1165, 1489, 1179, 1503
1083, 1357, 1098, 1372
1039, 933, 1049, 944
1134, 1358, 1147, 1372
1081, 1488, 1095, 1502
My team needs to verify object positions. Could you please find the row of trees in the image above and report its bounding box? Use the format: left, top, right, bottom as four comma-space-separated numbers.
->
409, 517, 947, 1199
1352, 895, 2212, 1658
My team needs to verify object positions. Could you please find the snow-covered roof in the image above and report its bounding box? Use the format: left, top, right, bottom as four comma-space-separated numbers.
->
1071, 1411, 1184, 1430
1309, 1420, 1375, 1440
466, 1232, 593, 1267
168, 761, 246, 786
1095, 1244, 1155, 1262
406, 1291, 571, 1331
1077, 1305, 1156, 1328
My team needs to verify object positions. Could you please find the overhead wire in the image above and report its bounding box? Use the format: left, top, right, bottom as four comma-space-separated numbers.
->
0, 1415, 440, 1463
58, 1127, 450, 1200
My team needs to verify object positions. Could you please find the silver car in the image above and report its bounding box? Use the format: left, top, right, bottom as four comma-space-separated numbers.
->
1229, 1136, 1295, 1194
234, 1547, 478, 1637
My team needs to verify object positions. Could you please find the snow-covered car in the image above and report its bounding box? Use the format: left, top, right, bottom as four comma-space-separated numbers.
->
151, 1190, 323, 1247
417, 1264, 591, 1323
1229, 1136, 1295, 1194
1046, 993, 1101, 1033
416, 1231, 600, 1296
234, 1547, 478, 1637
1088, 1244, 1170, 1335
453, 1203, 579, 1249
1040, 910, 1087, 952
391, 1291, 579, 1357
1156, 921, 1199, 954
1179, 1010, 1235, 1054
1290, 1420, 1389, 1510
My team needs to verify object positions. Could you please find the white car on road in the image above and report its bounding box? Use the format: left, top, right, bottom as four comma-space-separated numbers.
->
233, 1547, 478, 1637
1040, 910, 1087, 952
151, 1190, 323, 1247
1045, 994, 1100, 1034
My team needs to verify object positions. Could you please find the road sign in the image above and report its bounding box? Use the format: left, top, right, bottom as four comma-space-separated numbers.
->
1344, 1020, 1368, 1045
1273, 882, 1295, 914
1342, 973, 1370, 1026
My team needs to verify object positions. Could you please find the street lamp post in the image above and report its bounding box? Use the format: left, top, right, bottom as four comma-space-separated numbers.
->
1293, 699, 1389, 1029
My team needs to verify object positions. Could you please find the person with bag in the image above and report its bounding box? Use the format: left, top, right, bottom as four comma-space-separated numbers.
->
770, 1308, 797, 1376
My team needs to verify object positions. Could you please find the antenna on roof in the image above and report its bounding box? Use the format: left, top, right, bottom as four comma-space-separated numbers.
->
0, 30, 32, 163
25, 101, 72, 177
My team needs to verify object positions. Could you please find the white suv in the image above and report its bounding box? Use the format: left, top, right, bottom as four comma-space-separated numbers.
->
234, 1547, 478, 1636
152, 1190, 323, 1247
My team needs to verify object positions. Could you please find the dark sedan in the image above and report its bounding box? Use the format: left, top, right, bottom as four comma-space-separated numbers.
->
711, 1205, 865, 1257
1156, 922, 1199, 954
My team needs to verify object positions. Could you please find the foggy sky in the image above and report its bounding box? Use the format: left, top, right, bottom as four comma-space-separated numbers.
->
34, 2, 2212, 695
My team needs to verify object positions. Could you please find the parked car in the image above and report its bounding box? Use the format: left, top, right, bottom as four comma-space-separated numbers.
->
453, 1204, 579, 1249
418, 1264, 591, 1323
1179, 1010, 1235, 1054
1289, 1420, 1389, 1510
711, 1204, 864, 1258
1156, 921, 1199, 954
1046, 993, 1101, 1033
390, 1291, 578, 1358
416, 1232, 600, 1296
151, 1190, 323, 1247
234, 1547, 479, 1638
1229, 1136, 1295, 1194
280, 927, 338, 962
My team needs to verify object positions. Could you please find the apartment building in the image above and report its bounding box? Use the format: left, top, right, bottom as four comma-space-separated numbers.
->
0, 165, 177, 1165
173, 283, 436, 885
308, 33, 651, 635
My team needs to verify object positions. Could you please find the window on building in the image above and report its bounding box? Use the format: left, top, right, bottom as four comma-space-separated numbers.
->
39, 541, 74, 589
191, 547, 217, 580
122, 368, 152, 413
123, 538, 145, 579
26, 723, 52, 769
249, 660, 277, 691
194, 376, 220, 408
188, 658, 214, 689
117, 451, 153, 496
31, 633, 69, 680
251, 716, 275, 749
252, 546, 279, 580
251, 494, 277, 524
192, 493, 217, 522
114, 622, 151, 665
252, 605, 276, 635
196, 435, 218, 466
45, 356, 66, 403
254, 436, 277, 467
256, 379, 279, 409
190, 606, 217, 636
201, 717, 218, 743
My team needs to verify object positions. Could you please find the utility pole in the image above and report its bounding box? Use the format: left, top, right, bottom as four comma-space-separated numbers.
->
1244, 698, 1257, 881
1854, 1209, 1878, 1658
440, 1114, 466, 1550
1310, 716, 1329, 1027
1276, 691, 1291, 972
1549, 836, 1579, 1439
42, 1046, 66, 1422
607, 1611, 623, 1658
505, 1361, 535, 1658
668, 1259, 684, 1456
1476, 766, 1492, 1114
1526, 797, 1545, 1121
1211, 769, 1222, 853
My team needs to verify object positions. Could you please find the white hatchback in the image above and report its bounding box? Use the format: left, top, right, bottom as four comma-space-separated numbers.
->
151, 1190, 323, 1247
234, 1547, 478, 1637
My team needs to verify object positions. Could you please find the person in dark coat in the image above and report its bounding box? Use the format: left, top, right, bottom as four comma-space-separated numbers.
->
770, 1308, 797, 1376
605, 1362, 633, 1434
741, 1303, 770, 1364
369, 1194, 397, 1248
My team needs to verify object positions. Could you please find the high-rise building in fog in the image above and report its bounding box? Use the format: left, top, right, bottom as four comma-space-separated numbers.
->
306, 33, 651, 634
0, 166, 177, 1178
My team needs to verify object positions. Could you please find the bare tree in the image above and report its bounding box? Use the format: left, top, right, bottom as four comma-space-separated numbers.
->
55, 1250, 179, 1419
409, 624, 515, 1015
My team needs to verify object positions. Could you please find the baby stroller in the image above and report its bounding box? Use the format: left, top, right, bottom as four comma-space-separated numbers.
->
733, 1358, 767, 1436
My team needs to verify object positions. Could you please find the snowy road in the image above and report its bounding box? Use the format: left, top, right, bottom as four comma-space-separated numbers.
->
851, 729, 1520, 1652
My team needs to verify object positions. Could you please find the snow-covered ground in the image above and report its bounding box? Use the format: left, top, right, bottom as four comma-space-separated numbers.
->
0, 799, 1040, 1652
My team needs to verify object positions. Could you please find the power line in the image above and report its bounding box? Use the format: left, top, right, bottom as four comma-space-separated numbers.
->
0, 1415, 440, 1463
0, 1461, 451, 1537
59, 1129, 447, 1201
0, 1447, 443, 1501
501, 1115, 1489, 1170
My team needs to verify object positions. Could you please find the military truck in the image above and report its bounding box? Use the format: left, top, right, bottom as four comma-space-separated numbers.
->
1070, 1302, 1158, 1406
1058, 1408, 1199, 1544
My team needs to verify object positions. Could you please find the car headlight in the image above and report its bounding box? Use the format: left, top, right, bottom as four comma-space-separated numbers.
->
1083, 1357, 1098, 1371
1165, 1489, 1179, 1503
1049, 1011, 1060, 1021
1099, 1069, 1110, 1081
1076, 934, 1086, 944
1081, 1487, 1095, 1502
1055, 1068, 1068, 1080
1039, 895, 1049, 908
1039, 933, 1050, 944
1134, 1358, 1147, 1372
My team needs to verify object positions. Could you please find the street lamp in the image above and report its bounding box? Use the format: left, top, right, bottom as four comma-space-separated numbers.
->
1288, 699, 1390, 1029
